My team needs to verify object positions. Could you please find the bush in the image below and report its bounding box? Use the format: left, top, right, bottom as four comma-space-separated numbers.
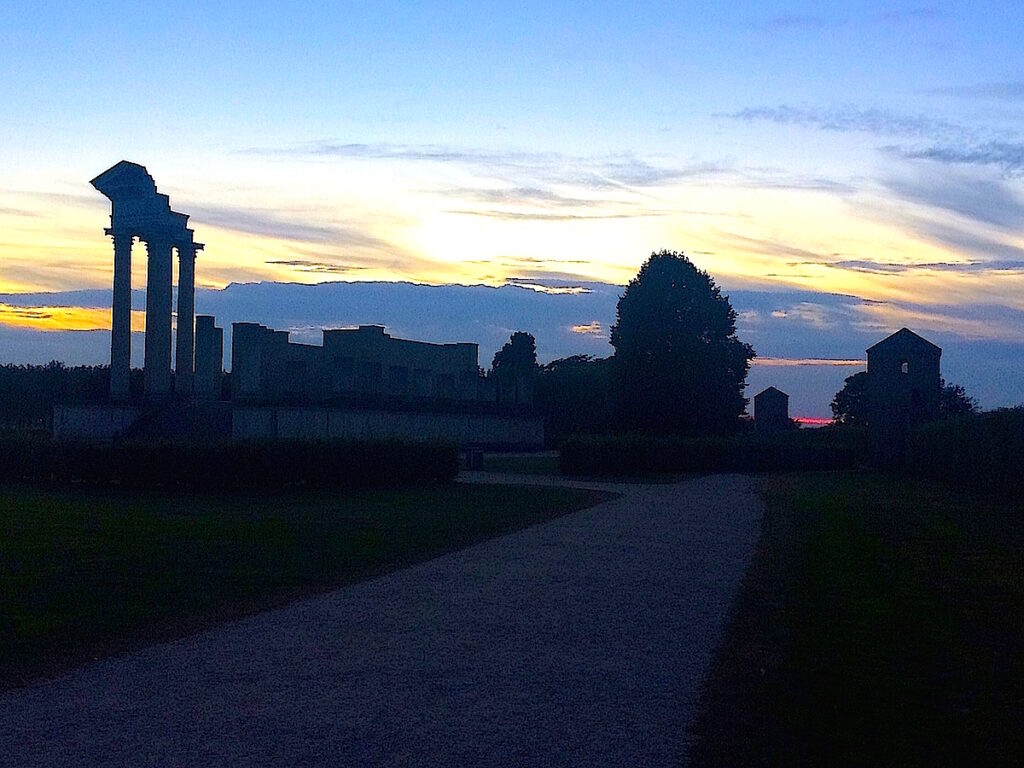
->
908, 407, 1024, 499
559, 428, 867, 477
0, 438, 458, 490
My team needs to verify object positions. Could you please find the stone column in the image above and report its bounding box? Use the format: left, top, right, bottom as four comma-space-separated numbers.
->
143, 238, 173, 398
109, 232, 132, 401
174, 242, 196, 396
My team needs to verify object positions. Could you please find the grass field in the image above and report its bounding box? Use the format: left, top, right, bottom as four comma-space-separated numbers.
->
480, 452, 560, 475
0, 480, 605, 691
689, 471, 1024, 767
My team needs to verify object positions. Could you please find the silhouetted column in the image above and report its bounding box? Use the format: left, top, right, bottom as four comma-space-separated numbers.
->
174, 243, 196, 396
143, 238, 173, 398
109, 232, 132, 401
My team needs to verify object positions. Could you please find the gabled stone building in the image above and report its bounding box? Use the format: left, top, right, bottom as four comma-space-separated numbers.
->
753, 386, 789, 433
866, 327, 941, 461
866, 327, 941, 427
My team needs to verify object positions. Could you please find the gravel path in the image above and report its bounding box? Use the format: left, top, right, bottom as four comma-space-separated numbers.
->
0, 473, 763, 767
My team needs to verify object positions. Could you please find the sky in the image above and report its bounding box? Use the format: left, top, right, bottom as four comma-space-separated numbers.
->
2, 1, 1024, 417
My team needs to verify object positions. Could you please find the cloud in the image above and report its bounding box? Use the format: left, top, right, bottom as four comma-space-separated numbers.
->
265, 260, 370, 274
900, 217, 1024, 266
890, 141, 1024, 175
570, 322, 603, 335
725, 105, 958, 139
190, 203, 395, 249
793, 257, 1024, 276
929, 82, 1024, 100
0, 206, 41, 218
456, 187, 598, 207
753, 357, 864, 367
504, 279, 591, 295
245, 141, 728, 191
446, 209, 668, 222
719, 231, 834, 262
850, 301, 1024, 341
767, 302, 837, 329
882, 168, 1024, 229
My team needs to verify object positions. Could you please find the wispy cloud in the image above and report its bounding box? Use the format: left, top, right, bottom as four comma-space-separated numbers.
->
265, 259, 370, 274
889, 141, 1024, 175
882, 168, 1024, 228
929, 81, 1024, 100
768, 302, 837, 329
190, 203, 394, 249
753, 357, 864, 367
725, 105, 958, 139
244, 141, 728, 191
790, 257, 1024, 276
570, 322, 603, 334
446, 209, 668, 222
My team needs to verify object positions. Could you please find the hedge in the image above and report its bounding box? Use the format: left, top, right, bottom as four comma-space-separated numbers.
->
0, 438, 458, 490
908, 408, 1024, 499
560, 429, 867, 477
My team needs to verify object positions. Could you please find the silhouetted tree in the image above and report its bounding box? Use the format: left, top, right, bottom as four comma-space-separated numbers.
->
831, 371, 977, 425
490, 331, 537, 407
939, 378, 978, 417
610, 251, 755, 434
0, 361, 112, 432
534, 355, 615, 443
830, 370, 870, 425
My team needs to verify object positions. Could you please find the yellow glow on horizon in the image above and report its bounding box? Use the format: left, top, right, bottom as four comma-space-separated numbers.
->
0, 304, 145, 332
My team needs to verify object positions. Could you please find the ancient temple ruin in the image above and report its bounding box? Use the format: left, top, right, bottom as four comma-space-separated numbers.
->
58, 161, 543, 447
91, 161, 203, 400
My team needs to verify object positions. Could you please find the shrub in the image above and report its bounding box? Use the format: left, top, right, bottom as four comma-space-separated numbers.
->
0, 438, 458, 490
908, 407, 1024, 499
559, 428, 867, 477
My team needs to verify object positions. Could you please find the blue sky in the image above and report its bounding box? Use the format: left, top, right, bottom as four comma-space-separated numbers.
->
2, 1, 1024, 416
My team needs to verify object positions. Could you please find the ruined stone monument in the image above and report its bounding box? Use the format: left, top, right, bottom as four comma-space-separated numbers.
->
90, 161, 203, 401
866, 327, 941, 462
754, 386, 789, 433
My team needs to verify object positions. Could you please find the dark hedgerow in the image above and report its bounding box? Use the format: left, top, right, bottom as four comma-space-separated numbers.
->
0, 438, 458, 490
559, 428, 867, 477
908, 407, 1024, 500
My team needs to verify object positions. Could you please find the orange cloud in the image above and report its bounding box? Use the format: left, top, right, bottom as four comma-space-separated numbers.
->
753, 357, 865, 367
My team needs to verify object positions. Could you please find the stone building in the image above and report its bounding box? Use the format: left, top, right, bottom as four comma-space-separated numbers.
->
866, 327, 941, 462
866, 327, 941, 427
753, 386, 789, 433
231, 323, 484, 405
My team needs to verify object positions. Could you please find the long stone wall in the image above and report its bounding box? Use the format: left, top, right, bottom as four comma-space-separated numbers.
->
54, 403, 543, 448
53, 404, 143, 440
232, 406, 544, 448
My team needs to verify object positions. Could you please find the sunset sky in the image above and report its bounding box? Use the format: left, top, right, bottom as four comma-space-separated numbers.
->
2, 1, 1024, 416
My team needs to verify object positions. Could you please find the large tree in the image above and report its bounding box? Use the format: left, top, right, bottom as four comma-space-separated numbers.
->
610, 250, 755, 434
831, 372, 977, 425
939, 379, 978, 418
830, 370, 869, 425
534, 354, 615, 442
490, 331, 537, 407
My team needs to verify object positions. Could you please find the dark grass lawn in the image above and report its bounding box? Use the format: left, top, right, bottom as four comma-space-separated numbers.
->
690, 471, 1024, 768
480, 452, 560, 475
0, 480, 606, 691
